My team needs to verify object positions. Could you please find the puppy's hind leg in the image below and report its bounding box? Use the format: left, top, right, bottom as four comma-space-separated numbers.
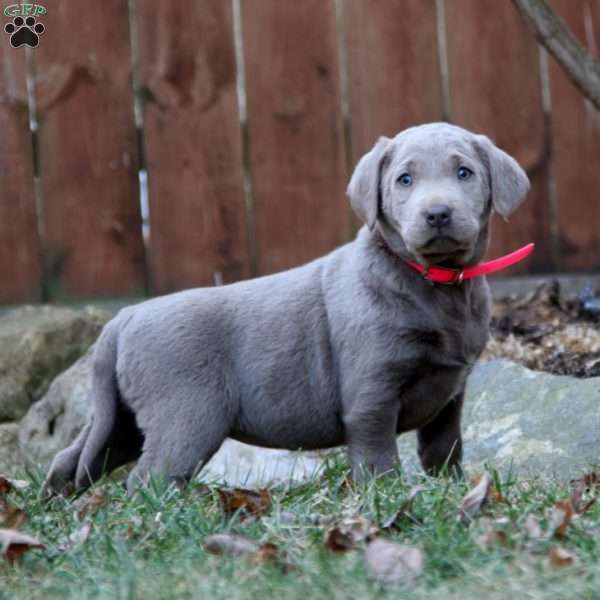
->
127, 387, 232, 494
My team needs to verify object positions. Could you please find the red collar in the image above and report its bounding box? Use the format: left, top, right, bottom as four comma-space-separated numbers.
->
401, 243, 535, 285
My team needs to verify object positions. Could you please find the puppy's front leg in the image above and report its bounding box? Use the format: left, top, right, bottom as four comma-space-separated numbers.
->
417, 391, 464, 476
344, 405, 400, 482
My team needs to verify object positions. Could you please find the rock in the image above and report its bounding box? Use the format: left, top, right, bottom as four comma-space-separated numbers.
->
0, 424, 24, 475
463, 360, 600, 477
397, 359, 600, 478
17, 358, 600, 482
0, 305, 108, 421
19, 353, 92, 467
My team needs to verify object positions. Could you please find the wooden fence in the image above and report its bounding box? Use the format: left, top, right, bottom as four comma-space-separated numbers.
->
1, 0, 599, 303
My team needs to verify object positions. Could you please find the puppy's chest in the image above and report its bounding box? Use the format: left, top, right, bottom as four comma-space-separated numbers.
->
393, 307, 488, 431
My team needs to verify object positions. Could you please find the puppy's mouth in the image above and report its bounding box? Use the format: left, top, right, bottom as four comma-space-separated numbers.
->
416, 236, 472, 267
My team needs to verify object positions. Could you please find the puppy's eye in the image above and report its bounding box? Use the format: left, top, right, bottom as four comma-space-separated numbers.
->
457, 166, 473, 180
397, 173, 413, 187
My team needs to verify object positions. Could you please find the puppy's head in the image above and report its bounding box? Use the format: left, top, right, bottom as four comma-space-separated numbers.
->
347, 123, 530, 267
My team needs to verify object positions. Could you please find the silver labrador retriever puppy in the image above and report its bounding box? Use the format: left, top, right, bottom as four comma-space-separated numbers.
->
44, 122, 529, 495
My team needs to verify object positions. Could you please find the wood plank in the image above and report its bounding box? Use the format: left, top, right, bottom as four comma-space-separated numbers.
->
548, 0, 600, 272
446, 0, 553, 274
137, 0, 250, 293
242, 0, 348, 274
33, 0, 145, 299
0, 44, 41, 302
345, 0, 442, 163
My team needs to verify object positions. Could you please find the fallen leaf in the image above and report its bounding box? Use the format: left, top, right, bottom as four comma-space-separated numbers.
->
524, 513, 543, 540
458, 472, 493, 523
0, 478, 11, 497
381, 486, 424, 530
204, 534, 295, 573
255, 542, 296, 573
548, 545, 575, 568
0, 528, 45, 562
475, 518, 509, 549
547, 500, 574, 539
570, 472, 599, 514
217, 488, 271, 521
57, 522, 92, 551
324, 516, 379, 552
570, 472, 599, 492
73, 488, 109, 520
0, 477, 30, 497
0, 500, 26, 529
364, 538, 423, 585
204, 533, 260, 557
70, 522, 92, 547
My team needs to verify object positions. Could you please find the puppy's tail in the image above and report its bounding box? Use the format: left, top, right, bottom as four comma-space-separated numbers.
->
73, 318, 121, 490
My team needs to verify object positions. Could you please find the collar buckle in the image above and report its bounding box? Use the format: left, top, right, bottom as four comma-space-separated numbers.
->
422, 267, 465, 285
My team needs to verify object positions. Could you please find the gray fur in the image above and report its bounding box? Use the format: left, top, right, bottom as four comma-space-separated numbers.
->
43, 123, 529, 495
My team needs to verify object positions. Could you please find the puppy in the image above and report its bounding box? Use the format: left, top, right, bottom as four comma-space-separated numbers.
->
44, 123, 529, 495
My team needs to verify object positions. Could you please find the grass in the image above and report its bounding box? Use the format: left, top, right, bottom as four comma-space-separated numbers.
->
1, 456, 599, 600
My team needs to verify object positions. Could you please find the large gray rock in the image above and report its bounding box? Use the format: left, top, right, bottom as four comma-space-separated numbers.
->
19, 353, 92, 466
0, 423, 24, 475
0, 306, 108, 421
463, 360, 599, 476
17, 358, 600, 483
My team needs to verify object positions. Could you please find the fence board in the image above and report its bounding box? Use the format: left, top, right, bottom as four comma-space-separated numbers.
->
137, 0, 250, 293
33, 0, 145, 299
345, 0, 442, 163
548, 0, 600, 272
446, 0, 553, 274
241, 0, 348, 274
0, 45, 40, 302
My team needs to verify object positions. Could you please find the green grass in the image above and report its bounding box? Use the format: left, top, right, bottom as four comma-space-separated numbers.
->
1, 456, 599, 600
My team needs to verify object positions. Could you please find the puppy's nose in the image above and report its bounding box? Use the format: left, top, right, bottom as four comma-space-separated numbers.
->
424, 205, 453, 228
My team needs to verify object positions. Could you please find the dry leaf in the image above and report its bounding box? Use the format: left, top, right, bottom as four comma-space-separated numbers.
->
255, 542, 296, 573
547, 500, 574, 539
459, 472, 493, 523
205, 533, 260, 557
548, 545, 575, 568
73, 488, 109, 520
381, 486, 424, 531
524, 513, 543, 540
0, 528, 45, 562
475, 518, 509, 549
57, 522, 92, 551
205, 535, 295, 573
324, 517, 379, 552
365, 538, 423, 585
217, 488, 271, 521
0, 478, 11, 497
0, 501, 26, 529
0, 477, 30, 497
570, 472, 598, 514
70, 522, 92, 547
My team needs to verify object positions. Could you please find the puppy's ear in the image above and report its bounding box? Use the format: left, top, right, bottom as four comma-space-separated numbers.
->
347, 136, 391, 230
475, 135, 530, 220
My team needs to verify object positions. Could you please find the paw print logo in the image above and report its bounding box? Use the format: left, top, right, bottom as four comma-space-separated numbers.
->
4, 16, 45, 48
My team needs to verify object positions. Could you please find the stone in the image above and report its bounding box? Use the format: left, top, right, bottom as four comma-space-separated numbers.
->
0, 423, 24, 475
18, 352, 92, 467
0, 305, 108, 421
397, 359, 600, 479
17, 358, 600, 483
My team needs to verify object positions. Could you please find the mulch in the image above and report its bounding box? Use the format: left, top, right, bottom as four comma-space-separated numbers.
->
482, 280, 600, 378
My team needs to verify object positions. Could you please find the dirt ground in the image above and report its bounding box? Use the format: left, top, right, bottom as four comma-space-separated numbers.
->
483, 281, 600, 378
